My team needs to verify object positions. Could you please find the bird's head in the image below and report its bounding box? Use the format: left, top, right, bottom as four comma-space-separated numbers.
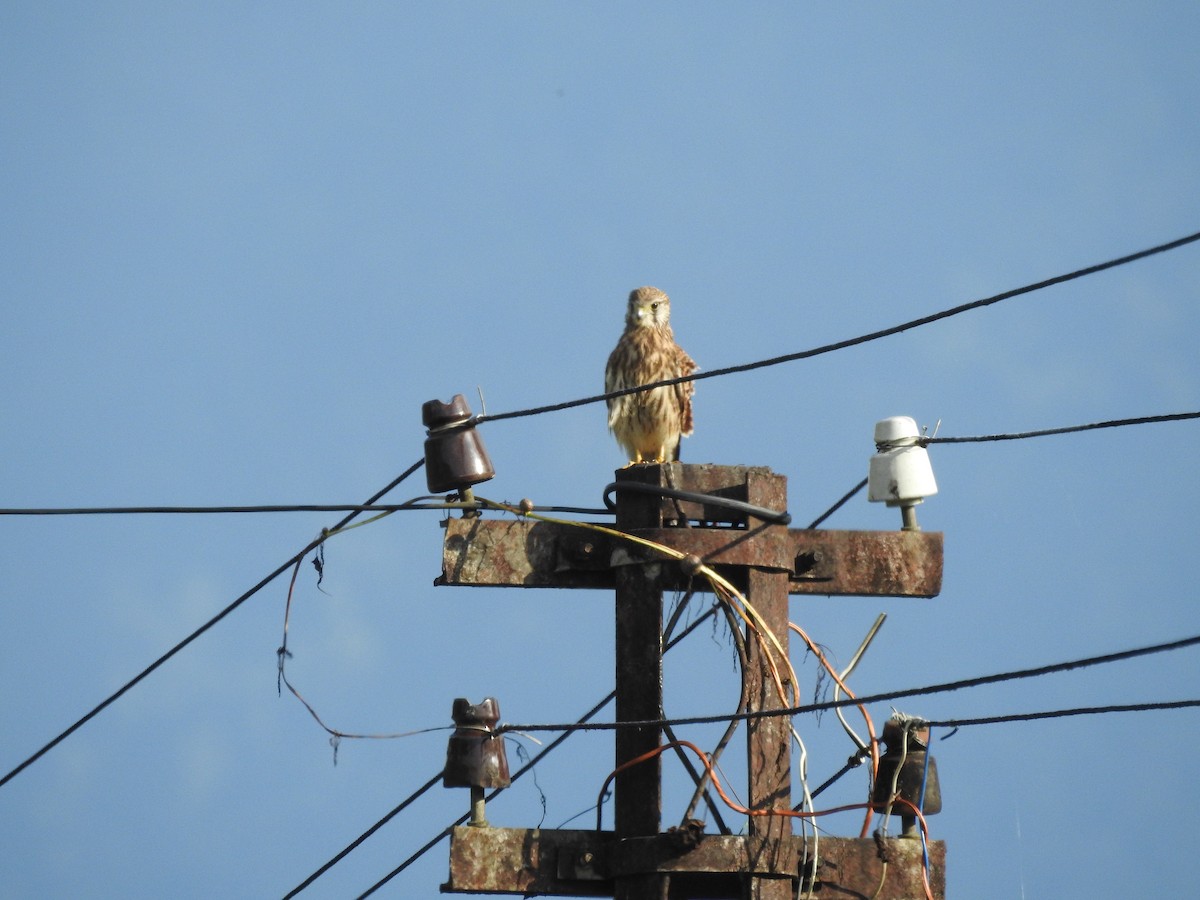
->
625, 286, 671, 330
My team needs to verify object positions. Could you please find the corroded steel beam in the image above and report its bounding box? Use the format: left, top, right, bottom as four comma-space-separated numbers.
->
789, 527, 944, 597
437, 517, 942, 598
443, 826, 946, 898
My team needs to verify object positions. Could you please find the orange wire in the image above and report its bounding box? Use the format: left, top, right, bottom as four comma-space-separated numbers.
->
599, 740, 935, 899
600, 739, 928, 826
787, 621, 880, 838
599, 741, 934, 899
882, 797, 936, 900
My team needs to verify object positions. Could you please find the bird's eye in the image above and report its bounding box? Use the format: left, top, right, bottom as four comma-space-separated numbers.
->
650, 302, 659, 311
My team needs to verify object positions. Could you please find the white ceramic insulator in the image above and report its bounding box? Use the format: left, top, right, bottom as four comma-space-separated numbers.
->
868, 416, 938, 505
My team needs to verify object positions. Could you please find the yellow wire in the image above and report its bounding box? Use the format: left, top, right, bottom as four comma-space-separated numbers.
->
702, 565, 798, 706
321, 509, 395, 539
476, 497, 800, 711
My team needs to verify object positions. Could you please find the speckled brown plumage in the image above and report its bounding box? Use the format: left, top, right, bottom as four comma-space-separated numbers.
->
604, 286, 697, 465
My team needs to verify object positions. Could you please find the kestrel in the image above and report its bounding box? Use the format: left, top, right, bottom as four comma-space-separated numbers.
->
604, 286, 698, 465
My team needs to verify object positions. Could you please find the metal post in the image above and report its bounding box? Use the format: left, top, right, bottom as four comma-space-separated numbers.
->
743, 471, 794, 900
613, 465, 667, 900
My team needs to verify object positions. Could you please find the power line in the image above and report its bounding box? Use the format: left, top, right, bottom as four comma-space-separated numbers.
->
356, 826, 455, 900
0, 501, 607, 517
0, 457, 427, 791
806, 477, 868, 530
4, 406, 1197, 520
927, 698, 1200, 730
494, 630, 1200, 736
282, 771, 443, 900
475, 229, 1200, 426
0, 503, 442, 516
926, 410, 1200, 443
800, 699, 1200, 802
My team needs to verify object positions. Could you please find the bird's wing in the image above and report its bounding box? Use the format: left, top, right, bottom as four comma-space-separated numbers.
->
673, 345, 698, 436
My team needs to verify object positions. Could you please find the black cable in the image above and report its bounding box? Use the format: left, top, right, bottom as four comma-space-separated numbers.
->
282, 771, 443, 900
795, 700, 1200, 803
926, 698, 1200, 729
0, 457, 427, 791
355, 825, 455, 899
0, 503, 440, 516
926, 411, 1200, 444
5, 409, 1195, 521
0, 501, 610, 517
475, 230, 1200, 426
805, 478, 868, 530
495, 631, 1200, 736
806, 748, 871, 803
602, 481, 791, 525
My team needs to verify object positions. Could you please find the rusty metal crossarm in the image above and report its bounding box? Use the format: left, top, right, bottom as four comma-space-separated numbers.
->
443, 826, 945, 898
437, 516, 942, 598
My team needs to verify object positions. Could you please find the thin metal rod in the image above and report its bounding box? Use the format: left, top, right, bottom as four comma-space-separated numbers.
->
834, 614, 888, 750
841, 614, 888, 683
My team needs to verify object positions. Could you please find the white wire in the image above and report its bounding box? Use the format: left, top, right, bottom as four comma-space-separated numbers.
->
791, 724, 818, 899
833, 614, 887, 751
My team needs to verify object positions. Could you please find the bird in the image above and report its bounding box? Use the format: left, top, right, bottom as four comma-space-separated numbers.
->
604, 286, 698, 465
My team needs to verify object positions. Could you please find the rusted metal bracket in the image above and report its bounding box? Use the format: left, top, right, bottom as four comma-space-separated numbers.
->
437, 517, 943, 598
444, 826, 945, 898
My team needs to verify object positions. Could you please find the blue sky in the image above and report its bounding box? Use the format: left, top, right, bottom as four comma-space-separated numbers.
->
2, 4, 1198, 898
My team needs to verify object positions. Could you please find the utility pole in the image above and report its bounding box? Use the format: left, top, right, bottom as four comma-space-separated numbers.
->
437, 462, 944, 899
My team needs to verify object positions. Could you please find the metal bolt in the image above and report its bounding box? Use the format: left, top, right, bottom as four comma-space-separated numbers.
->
794, 549, 824, 574
469, 786, 487, 827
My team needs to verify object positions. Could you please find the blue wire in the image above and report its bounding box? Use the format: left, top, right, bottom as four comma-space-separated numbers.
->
917, 726, 933, 877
